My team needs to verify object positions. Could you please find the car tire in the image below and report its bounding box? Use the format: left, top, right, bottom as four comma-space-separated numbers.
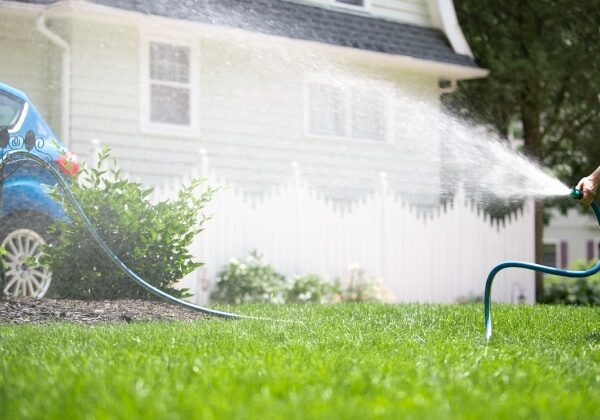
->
0, 212, 56, 298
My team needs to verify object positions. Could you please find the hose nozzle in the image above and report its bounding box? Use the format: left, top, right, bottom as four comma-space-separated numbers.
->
571, 187, 583, 200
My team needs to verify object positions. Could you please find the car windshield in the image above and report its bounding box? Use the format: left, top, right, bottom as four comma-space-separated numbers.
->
0, 91, 24, 127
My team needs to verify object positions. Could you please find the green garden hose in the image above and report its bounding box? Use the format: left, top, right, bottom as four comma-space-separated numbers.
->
0, 150, 247, 319
484, 188, 600, 339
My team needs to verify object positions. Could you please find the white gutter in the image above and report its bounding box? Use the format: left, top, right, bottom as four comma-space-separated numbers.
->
36, 11, 71, 147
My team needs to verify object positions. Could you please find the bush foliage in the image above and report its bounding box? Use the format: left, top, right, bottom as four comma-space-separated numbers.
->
541, 259, 600, 306
210, 251, 287, 304
41, 147, 216, 299
211, 252, 391, 304
286, 274, 331, 304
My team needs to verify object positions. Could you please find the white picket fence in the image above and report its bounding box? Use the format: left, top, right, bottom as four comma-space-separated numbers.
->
148, 149, 535, 306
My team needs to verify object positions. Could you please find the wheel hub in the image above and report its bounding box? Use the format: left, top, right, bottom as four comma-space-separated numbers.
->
1, 228, 52, 298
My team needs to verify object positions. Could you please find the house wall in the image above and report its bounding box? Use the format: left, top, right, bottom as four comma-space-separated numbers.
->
544, 209, 600, 265
295, 0, 432, 27
63, 14, 443, 207
68, 19, 141, 160
0, 8, 63, 136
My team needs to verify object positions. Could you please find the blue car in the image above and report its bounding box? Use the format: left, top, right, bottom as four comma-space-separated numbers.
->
0, 82, 79, 298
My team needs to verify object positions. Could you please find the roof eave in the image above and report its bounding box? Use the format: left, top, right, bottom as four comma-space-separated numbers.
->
2, 0, 488, 79
341, 44, 489, 80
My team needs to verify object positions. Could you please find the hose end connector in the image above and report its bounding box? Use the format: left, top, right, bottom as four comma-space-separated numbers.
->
571, 187, 583, 200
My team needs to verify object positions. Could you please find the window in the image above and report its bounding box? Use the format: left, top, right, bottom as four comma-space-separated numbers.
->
586, 240, 600, 261
306, 82, 387, 141
149, 42, 190, 126
142, 38, 198, 134
350, 88, 385, 140
307, 84, 345, 137
545, 239, 577, 268
542, 243, 557, 267
0, 92, 24, 128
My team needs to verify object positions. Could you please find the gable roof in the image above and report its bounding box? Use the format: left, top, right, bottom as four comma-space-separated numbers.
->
16, 0, 480, 69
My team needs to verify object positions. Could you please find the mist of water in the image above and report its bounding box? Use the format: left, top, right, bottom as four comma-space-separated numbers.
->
139, 6, 572, 209
399, 93, 571, 202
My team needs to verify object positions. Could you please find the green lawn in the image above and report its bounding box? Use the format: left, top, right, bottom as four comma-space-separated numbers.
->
1, 304, 599, 419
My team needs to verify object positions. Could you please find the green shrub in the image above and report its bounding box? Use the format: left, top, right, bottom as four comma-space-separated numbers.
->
210, 251, 287, 304
211, 254, 393, 304
41, 146, 216, 300
541, 259, 600, 306
286, 274, 332, 303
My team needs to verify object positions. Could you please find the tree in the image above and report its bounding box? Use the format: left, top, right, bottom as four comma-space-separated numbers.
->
447, 0, 600, 300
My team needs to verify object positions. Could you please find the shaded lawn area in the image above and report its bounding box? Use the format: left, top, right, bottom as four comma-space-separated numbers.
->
1, 304, 599, 419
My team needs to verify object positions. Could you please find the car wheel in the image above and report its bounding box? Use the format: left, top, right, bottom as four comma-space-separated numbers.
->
0, 213, 54, 298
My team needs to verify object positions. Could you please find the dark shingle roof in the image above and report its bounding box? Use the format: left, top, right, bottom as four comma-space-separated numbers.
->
19, 0, 479, 68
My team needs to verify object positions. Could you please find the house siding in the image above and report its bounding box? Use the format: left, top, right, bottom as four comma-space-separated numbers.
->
69, 19, 141, 158
0, 8, 443, 206
372, 0, 431, 26
60, 15, 441, 206
0, 10, 63, 136
545, 208, 600, 264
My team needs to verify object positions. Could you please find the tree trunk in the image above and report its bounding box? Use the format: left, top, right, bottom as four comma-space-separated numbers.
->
521, 79, 544, 301
534, 200, 544, 299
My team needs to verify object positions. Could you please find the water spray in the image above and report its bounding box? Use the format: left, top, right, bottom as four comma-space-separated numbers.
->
483, 188, 600, 339
0, 150, 255, 320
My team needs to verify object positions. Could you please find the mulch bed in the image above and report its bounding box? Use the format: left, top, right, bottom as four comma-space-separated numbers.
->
0, 298, 207, 325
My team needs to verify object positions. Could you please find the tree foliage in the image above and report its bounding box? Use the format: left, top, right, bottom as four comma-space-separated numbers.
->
448, 0, 600, 184
447, 0, 600, 299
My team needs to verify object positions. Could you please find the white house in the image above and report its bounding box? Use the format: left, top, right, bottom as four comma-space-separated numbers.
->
0, 0, 537, 304
544, 208, 600, 268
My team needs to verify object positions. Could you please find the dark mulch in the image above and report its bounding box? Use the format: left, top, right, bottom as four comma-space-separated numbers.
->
0, 298, 207, 325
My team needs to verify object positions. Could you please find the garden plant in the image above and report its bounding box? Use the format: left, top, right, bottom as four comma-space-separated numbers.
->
40, 147, 216, 299
542, 259, 600, 305
211, 252, 391, 304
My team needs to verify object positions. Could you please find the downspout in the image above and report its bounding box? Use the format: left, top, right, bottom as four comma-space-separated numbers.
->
36, 11, 71, 148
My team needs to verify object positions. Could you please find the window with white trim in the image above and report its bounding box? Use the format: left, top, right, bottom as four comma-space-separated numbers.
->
306, 82, 387, 141
350, 88, 385, 140
144, 40, 197, 131
307, 83, 345, 137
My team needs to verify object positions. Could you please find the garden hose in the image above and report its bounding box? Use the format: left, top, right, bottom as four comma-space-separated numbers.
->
0, 150, 251, 320
484, 188, 600, 339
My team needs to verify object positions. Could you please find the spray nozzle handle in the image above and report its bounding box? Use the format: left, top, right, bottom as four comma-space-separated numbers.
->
571, 187, 583, 200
